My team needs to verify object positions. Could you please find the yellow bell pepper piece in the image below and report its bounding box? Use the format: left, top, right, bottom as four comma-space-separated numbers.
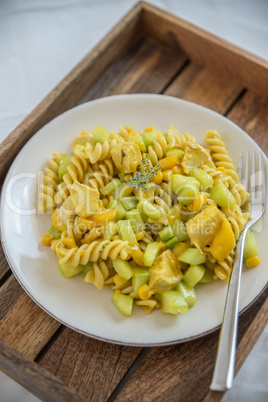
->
136, 230, 146, 241
172, 164, 183, 175
42, 232, 55, 246
113, 274, 128, 286
159, 154, 179, 170
144, 126, 154, 132
152, 170, 163, 184
162, 169, 173, 182
209, 218, 235, 261
130, 244, 145, 266
89, 208, 117, 223
246, 256, 260, 268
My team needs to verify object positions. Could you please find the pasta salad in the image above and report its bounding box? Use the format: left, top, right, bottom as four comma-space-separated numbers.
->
40, 125, 259, 317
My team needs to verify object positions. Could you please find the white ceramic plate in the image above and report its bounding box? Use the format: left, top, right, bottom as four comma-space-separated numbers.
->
1, 94, 267, 346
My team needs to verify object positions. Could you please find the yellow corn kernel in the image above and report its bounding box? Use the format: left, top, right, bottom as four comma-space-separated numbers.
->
152, 170, 163, 184
51, 209, 66, 231
162, 169, 173, 182
136, 230, 146, 241
42, 232, 55, 246
167, 211, 181, 225
159, 155, 179, 170
190, 193, 207, 213
114, 289, 121, 294
113, 274, 128, 286
172, 164, 183, 175
129, 131, 139, 137
138, 284, 150, 301
144, 126, 154, 132
102, 198, 109, 208
246, 256, 261, 268
124, 126, 134, 133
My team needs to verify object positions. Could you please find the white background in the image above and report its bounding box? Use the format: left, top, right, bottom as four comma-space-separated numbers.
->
0, 0, 267, 401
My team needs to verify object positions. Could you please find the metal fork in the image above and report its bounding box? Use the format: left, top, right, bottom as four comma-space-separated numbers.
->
210, 151, 267, 391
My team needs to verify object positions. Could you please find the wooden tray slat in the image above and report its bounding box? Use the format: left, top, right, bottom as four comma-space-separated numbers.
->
141, 1, 268, 97
77, 36, 188, 104
164, 62, 243, 114
39, 328, 142, 401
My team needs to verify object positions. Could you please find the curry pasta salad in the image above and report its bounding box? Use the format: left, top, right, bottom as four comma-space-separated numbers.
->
41, 125, 260, 317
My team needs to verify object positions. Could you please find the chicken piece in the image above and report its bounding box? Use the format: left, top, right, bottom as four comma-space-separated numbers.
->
110, 141, 142, 173
186, 205, 235, 261
72, 131, 92, 150
186, 206, 223, 251
181, 143, 210, 174
149, 250, 183, 294
70, 180, 99, 217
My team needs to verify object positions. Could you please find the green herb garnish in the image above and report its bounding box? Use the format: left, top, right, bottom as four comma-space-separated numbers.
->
127, 154, 162, 192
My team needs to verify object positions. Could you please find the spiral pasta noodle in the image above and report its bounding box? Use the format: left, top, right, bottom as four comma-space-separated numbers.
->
204, 130, 240, 183
39, 151, 65, 211
41, 124, 258, 318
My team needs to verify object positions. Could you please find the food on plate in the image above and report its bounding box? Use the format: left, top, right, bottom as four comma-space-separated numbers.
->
40, 125, 259, 317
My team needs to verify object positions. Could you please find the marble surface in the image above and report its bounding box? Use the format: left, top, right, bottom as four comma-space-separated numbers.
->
0, 1, 267, 401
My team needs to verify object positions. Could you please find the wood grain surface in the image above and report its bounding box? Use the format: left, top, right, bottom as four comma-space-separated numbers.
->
141, 1, 268, 96
0, 2, 267, 401
0, 339, 88, 402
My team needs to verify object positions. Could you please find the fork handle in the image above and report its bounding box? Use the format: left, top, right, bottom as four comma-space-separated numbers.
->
210, 227, 249, 391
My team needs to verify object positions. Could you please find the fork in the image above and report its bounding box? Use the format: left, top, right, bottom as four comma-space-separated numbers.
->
210, 151, 267, 391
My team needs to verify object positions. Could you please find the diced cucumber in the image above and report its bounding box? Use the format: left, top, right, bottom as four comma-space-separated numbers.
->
48, 225, 62, 239
143, 241, 162, 267
199, 269, 214, 283
125, 209, 145, 232
107, 200, 126, 220
172, 220, 188, 242
58, 155, 72, 182
171, 174, 199, 206
104, 222, 118, 240
204, 260, 215, 271
115, 183, 133, 198
117, 220, 137, 244
165, 236, 179, 249
183, 265, 205, 288
112, 258, 133, 280
178, 248, 206, 265
142, 129, 165, 148
92, 126, 108, 144
189, 167, 214, 190
129, 134, 146, 152
209, 181, 236, 208
58, 262, 84, 279
112, 293, 133, 317
176, 282, 196, 308
159, 226, 174, 242
132, 267, 150, 296
100, 179, 121, 195
137, 199, 161, 220
80, 261, 94, 278
120, 196, 139, 211
161, 291, 188, 314
243, 229, 258, 261
166, 149, 184, 160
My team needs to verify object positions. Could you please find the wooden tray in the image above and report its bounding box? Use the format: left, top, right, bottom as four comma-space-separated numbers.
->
0, 2, 267, 401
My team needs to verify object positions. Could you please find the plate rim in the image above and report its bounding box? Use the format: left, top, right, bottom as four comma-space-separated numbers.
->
1, 93, 267, 347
